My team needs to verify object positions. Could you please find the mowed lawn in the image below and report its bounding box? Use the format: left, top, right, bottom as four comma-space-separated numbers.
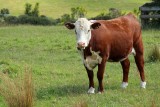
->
0, 25, 160, 107
0, 0, 150, 18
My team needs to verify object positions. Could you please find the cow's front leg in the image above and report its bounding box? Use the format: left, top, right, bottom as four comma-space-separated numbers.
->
120, 58, 130, 88
85, 67, 95, 94
97, 59, 106, 93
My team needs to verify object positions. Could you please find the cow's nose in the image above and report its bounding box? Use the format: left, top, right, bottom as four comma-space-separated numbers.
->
77, 42, 85, 49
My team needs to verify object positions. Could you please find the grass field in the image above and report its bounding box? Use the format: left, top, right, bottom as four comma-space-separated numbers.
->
0, 0, 150, 18
0, 25, 160, 107
0, 0, 160, 106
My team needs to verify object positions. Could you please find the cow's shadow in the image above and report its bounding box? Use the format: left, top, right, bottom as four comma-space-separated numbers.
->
36, 84, 87, 100
36, 83, 120, 100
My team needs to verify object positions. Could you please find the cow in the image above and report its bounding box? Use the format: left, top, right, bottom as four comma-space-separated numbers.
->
65, 13, 146, 94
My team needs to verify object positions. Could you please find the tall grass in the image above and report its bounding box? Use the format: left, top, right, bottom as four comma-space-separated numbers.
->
148, 45, 160, 62
0, 67, 34, 107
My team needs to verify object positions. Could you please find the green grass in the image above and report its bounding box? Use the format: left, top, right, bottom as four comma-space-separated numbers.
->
0, 0, 150, 18
0, 25, 160, 107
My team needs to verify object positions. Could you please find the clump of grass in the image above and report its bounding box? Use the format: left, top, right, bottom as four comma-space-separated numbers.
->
0, 67, 34, 107
148, 45, 160, 62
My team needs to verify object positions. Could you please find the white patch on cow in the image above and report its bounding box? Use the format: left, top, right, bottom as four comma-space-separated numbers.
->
119, 48, 136, 62
90, 20, 97, 23
84, 48, 102, 70
75, 18, 92, 48
98, 91, 102, 94
131, 48, 136, 56
88, 87, 95, 94
121, 82, 128, 88
140, 81, 146, 88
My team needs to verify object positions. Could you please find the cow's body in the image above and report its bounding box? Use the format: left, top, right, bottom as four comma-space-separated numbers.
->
65, 13, 146, 93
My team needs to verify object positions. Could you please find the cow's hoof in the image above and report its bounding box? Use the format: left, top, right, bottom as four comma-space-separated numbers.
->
121, 82, 128, 89
97, 91, 102, 94
140, 81, 146, 88
88, 87, 95, 94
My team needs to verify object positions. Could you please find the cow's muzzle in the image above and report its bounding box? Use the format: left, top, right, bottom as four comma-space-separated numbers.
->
77, 42, 85, 49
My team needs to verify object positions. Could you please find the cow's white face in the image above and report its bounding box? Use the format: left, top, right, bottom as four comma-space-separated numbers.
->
65, 18, 101, 49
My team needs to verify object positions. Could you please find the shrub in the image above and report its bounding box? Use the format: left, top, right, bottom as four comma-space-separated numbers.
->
25, 3, 39, 17
18, 15, 55, 25
91, 12, 111, 20
71, 7, 87, 20
25, 3, 32, 16
108, 8, 125, 19
0, 67, 34, 107
31, 3, 39, 17
60, 14, 72, 24
4, 16, 19, 24
91, 8, 125, 20
148, 45, 160, 62
0, 8, 9, 15
59, 7, 87, 24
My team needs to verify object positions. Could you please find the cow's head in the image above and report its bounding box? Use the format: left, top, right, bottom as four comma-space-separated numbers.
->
65, 18, 101, 49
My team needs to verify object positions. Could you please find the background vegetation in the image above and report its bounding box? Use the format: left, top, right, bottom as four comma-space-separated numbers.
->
0, 0, 160, 107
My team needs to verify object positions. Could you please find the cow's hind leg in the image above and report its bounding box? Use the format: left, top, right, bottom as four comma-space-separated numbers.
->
120, 58, 130, 88
134, 41, 146, 88
134, 54, 146, 88
85, 67, 95, 94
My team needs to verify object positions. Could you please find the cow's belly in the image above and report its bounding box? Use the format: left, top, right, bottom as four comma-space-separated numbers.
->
108, 48, 136, 62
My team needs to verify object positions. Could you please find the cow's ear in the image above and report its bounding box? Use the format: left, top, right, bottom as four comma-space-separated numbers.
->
91, 22, 101, 29
65, 23, 75, 30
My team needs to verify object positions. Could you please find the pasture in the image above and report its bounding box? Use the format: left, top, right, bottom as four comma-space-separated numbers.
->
0, 25, 160, 107
0, 0, 160, 106
0, 0, 150, 18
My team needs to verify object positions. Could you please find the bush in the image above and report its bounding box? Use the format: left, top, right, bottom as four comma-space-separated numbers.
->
18, 15, 55, 25
148, 45, 160, 62
71, 7, 87, 20
1, 8, 9, 15
91, 8, 125, 20
25, 3, 39, 17
91, 12, 111, 20
4, 16, 19, 24
59, 6, 87, 24
60, 14, 72, 24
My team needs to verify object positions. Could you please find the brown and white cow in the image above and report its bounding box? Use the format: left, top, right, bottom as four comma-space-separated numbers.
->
65, 13, 146, 94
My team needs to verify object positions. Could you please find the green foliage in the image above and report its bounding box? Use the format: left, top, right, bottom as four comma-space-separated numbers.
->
91, 8, 125, 20
59, 14, 72, 24
4, 16, 19, 24
133, 8, 140, 17
31, 3, 39, 17
25, 3, 39, 17
25, 3, 32, 16
108, 8, 125, 19
0, 8, 9, 15
18, 15, 56, 25
59, 6, 87, 24
71, 7, 87, 20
